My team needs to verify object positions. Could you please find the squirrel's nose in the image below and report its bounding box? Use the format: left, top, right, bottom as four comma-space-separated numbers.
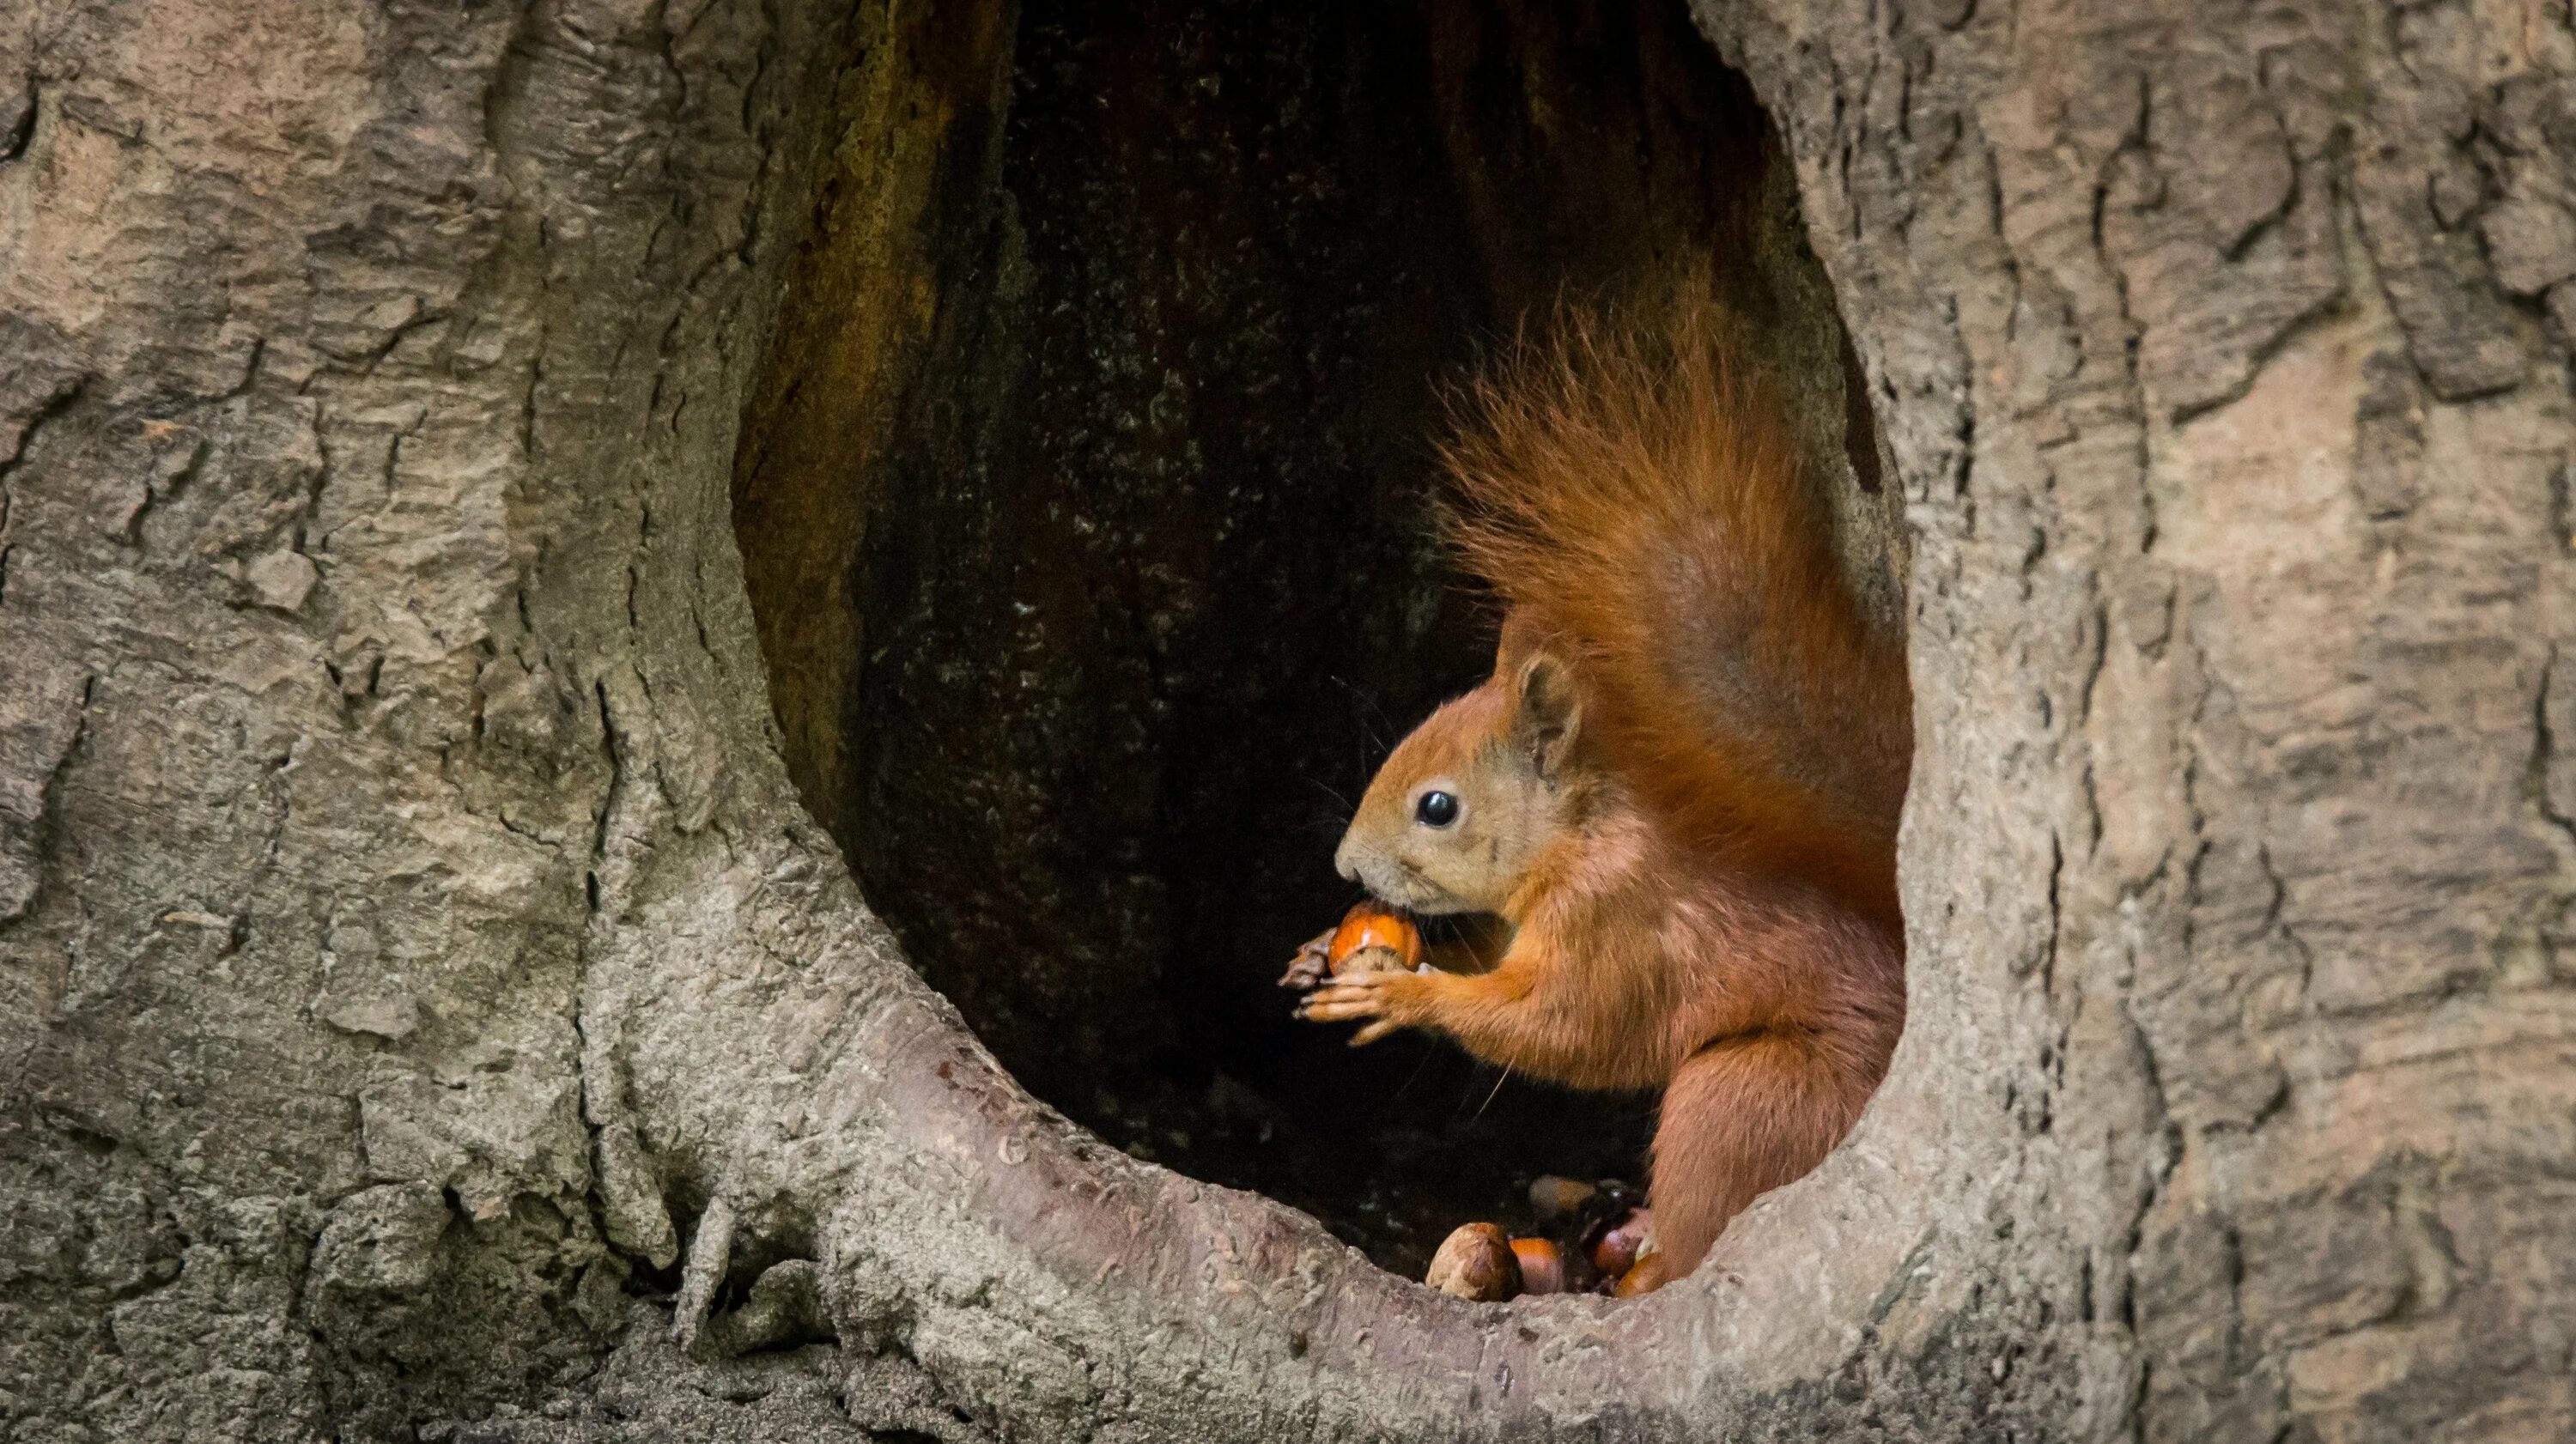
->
1332, 834, 1361, 884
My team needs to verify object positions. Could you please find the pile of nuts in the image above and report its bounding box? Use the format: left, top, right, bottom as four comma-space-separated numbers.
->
1423, 1176, 1659, 1302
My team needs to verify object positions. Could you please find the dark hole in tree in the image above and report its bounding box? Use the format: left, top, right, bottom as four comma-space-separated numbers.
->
733, 0, 1901, 1277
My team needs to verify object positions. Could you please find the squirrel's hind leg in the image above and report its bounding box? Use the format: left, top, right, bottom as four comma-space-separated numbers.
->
1645, 1034, 1866, 1283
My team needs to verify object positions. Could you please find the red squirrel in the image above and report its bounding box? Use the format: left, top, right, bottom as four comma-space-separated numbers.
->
1293, 288, 1911, 1289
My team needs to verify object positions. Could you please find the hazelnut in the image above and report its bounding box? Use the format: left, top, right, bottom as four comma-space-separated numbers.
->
1589, 1207, 1652, 1281
1612, 1247, 1670, 1298
1509, 1237, 1567, 1295
1425, 1223, 1520, 1301
1527, 1174, 1597, 1219
1328, 902, 1423, 976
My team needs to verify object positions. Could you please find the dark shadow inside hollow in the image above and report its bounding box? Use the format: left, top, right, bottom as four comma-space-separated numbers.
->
732, 0, 1899, 1277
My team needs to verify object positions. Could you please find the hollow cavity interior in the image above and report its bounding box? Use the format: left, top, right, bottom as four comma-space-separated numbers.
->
732, 0, 1894, 1273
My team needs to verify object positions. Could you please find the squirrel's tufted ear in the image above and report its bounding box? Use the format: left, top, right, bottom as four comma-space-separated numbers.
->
1512, 651, 1583, 781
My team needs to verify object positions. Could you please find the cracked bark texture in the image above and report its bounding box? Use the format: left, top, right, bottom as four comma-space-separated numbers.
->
0, 2, 2569, 1444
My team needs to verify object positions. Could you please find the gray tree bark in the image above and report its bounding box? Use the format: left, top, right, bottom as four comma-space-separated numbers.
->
3, 0, 2570, 1441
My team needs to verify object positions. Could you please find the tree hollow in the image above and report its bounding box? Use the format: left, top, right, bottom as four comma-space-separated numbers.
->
731, 0, 1899, 1277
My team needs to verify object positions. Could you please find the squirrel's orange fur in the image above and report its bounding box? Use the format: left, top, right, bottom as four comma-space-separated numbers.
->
1299, 286, 1910, 1286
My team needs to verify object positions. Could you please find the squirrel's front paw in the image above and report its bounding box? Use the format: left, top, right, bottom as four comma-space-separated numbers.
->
1297, 968, 1435, 1047
1277, 928, 1336, 992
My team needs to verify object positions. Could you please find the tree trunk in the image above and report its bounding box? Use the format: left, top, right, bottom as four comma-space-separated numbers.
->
3, 0, 2568, 1441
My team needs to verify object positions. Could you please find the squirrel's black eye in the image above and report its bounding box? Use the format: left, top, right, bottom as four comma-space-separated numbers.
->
1414, 790, 1460, 828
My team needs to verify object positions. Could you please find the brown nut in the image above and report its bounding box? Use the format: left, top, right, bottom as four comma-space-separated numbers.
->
1328, 902, 1423, 976
1425, 1222, 1520, 1301
1613, 1247, 1670, 1298
1528, 1174, 1597, 1220
1510, 1237, 1566, 1295
1589, 1207, 1652, 1281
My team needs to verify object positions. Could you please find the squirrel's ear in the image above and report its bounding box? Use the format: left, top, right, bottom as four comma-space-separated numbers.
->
1513, 651, 1583, 780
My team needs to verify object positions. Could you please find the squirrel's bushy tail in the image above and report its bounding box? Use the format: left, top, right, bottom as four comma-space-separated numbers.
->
1442, 281, 1911, 928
